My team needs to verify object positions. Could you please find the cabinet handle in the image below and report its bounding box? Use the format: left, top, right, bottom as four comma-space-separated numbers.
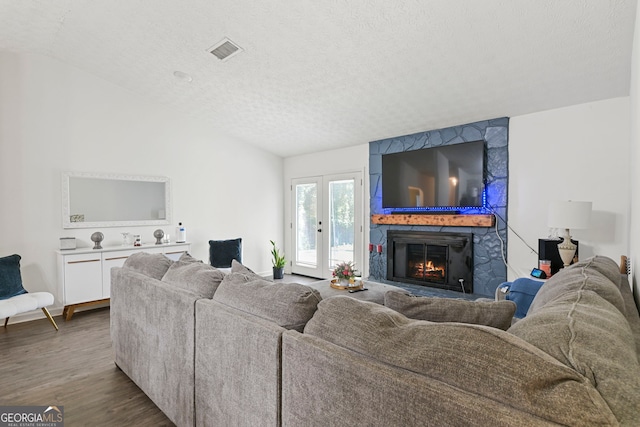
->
105, 256, 129, 261
165, 251, 184, 255
68, 259, 100, 264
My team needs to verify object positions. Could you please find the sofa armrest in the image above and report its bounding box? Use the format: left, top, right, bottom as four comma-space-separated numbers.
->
110, 266, 201, 427
195, 299, 285, 427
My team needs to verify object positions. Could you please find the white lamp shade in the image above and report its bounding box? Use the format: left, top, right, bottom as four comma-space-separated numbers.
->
548, 201, 592, 230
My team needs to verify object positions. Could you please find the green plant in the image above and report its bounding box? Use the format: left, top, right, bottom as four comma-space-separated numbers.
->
270, 240, 286, 268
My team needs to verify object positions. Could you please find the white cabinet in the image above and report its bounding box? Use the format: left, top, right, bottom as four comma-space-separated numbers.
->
63, 253, 103, 305
57, 243, 191, 320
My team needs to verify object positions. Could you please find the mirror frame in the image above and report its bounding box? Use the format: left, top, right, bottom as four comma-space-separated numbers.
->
62, 171, 172, 229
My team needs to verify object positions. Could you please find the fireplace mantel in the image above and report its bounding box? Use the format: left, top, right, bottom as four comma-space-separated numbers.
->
371, 214, 495, 227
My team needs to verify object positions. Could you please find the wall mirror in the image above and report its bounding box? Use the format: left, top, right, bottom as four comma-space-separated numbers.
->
62, 172, 171, 229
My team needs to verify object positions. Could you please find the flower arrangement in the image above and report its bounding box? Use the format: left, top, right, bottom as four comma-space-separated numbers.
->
332, 261, 358, 280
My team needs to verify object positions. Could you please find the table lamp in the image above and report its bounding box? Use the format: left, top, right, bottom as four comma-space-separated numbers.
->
547, 201, 592, 267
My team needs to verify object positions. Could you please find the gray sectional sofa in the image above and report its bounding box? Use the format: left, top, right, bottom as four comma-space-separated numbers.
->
110, 254, 640, 426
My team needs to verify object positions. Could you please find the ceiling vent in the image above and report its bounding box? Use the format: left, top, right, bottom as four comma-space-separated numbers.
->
208, 38, 243, 62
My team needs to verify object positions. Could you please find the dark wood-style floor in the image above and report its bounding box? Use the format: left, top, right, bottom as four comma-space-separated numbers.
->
0, 274, 318, 427
0, 307, 173, 426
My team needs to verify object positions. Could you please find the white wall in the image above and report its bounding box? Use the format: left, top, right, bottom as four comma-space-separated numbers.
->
630, 3, 639, 307
0, 52, 283, 320
508, 97, 630, 279
283, 144, 369, 277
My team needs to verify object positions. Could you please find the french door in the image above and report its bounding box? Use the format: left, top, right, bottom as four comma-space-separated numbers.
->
291, 172, 363, 279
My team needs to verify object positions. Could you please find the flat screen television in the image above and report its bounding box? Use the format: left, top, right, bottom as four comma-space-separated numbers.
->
381, 140, 486, 211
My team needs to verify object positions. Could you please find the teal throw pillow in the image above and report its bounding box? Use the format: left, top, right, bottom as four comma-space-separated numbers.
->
209, 238, 242, 268
0, 254, 28, 300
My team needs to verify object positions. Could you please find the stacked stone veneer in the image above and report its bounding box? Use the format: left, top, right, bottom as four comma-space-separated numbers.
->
369, 118, 509, 297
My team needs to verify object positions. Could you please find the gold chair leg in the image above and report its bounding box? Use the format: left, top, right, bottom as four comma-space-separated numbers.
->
3, 317, 8, 328
41, 308, 59, 331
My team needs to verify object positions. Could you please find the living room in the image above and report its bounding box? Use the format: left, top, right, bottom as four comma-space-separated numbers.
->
2, 2, 640, 425
1, 6, 638, 311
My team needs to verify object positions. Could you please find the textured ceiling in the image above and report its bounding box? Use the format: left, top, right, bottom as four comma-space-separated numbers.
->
0, 0, 636, 157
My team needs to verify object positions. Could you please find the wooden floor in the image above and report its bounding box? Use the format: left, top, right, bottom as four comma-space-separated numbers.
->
0, 274, 319, 427
0, 307, 173, 426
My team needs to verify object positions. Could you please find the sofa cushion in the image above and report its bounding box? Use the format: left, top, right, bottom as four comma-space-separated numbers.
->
213, 275, 321, 331
231, 259, 253, 273
302, 296, 617, 425
384, 291, 516, 330
162, 260, 226, 299
529, 255, 640, 357
619, 274, 640, 358
572, 254, 624, 284
509, 289, 640, 425
0, 254, 27, 300
122, 252, 173, 280
529, 256, 626, 316
178, 252, 201, 263
229, 260, 266, 281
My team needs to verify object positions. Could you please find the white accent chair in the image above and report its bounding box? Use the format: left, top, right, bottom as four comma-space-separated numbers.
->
0, 254, 58, 331
0, 292, 58, 330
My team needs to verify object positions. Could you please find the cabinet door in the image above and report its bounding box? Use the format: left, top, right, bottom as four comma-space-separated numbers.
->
142, 247, 165, 254
102, 250, 137, 298
63, 253, 103, 305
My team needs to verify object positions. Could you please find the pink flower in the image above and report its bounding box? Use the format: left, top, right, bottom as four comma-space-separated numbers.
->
333, 261, 357, 279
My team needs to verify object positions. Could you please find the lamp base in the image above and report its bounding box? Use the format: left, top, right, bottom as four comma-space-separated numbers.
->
557, 229, 577, 267
558, 245, 576, 267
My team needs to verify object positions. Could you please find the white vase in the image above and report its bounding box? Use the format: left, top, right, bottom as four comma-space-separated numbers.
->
339, 278, 353, 286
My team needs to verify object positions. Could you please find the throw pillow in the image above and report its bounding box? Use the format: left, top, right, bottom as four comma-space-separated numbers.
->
213, 276, 322, 331
0, 254, 28, 300
162, 260, 226, 299
122, 252, 173, 280
230, 259, 267, 281
209, 238, 242, 268
178, 252, 202, 263
384, 291, 516, 331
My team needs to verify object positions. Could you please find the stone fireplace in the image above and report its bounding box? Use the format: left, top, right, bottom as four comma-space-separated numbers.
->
387, 230, 473, 293
369, 118, 509, 298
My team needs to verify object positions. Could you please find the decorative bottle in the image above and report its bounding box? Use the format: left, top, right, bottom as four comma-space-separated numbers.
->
176, 222, 187, 243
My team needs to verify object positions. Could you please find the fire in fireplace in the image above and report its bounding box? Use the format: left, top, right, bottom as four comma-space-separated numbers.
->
387, 230, 473, 293
412, 259, 445, 280
407, 243, 447, 282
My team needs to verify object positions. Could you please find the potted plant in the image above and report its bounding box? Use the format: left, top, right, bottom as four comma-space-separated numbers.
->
270, 240, 286, 279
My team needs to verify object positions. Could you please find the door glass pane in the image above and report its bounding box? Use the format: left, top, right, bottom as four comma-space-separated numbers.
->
295, 183, 317, 267
328, 179, 355, 271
